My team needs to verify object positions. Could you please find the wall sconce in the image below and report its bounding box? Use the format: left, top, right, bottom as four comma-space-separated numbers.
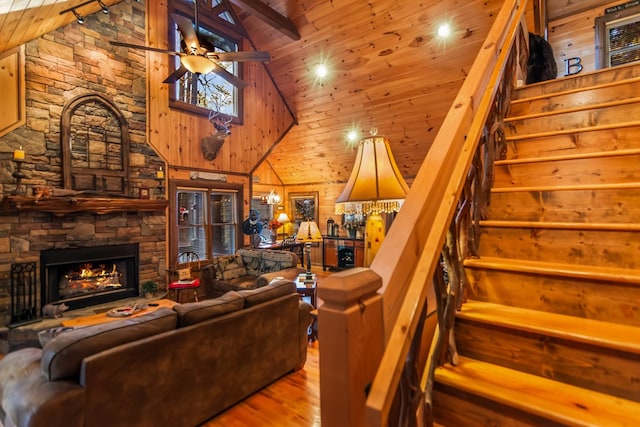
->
11, 146, 27, 196
156, 167, 165, 199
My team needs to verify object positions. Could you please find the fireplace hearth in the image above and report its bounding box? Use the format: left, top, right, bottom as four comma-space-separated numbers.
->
40, 243, 139, 311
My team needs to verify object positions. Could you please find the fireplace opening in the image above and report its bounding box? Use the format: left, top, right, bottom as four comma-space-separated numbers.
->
40, 243, 139, 311
338, 246, 355, 269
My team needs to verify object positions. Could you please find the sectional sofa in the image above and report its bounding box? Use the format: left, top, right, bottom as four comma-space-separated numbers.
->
202, 248, 306, 298
0, 280, 312, 427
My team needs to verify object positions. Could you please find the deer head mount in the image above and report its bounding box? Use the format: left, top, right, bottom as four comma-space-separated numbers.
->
201, 111, 232, 161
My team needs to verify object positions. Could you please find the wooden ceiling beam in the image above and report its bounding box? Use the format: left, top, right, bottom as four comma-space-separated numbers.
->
225, 0, 300, 41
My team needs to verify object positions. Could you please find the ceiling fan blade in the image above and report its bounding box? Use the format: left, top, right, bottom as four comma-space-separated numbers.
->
110, 40, 181, 56
207, 51, 271, 62
210, 62, 249, 88
163, 65, 189, 84
171, 13, 203, 54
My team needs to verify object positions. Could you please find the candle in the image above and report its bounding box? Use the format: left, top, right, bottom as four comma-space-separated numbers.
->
13, 146, 25, 161
156, 167, 164, 179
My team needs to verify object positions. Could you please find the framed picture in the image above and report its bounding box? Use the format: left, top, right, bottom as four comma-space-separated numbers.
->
139, 187, 150, 199
289, 192, 319, 231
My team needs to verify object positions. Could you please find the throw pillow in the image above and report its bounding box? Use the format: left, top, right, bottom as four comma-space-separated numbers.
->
37, 326, 74, 347
238, 249, 263, 276
214, 254, 247, 279
0, 347, 42, 406
259, 250, 295, 274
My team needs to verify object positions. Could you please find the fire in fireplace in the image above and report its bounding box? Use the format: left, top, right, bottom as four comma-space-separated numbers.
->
40, 243, 139, 311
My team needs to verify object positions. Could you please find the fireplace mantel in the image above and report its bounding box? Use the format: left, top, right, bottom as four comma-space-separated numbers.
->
3, 196, 168, 215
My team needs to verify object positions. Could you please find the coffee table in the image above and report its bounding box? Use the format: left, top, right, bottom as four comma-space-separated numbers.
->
61, 299, 176, 327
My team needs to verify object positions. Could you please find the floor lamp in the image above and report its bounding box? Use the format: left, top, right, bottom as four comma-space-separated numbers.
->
334, 130, 409, 266
295, 220, 323, 284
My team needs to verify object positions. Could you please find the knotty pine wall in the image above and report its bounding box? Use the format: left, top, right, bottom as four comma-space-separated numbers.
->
548, 0, 624, 77
144, 0, 296, 222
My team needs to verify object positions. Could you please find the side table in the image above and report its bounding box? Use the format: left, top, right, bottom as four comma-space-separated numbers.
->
296, 273, 317, 307
296, 274, 318, 342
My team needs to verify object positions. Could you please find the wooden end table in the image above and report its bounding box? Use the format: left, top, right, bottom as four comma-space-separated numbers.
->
296, 273, 317, 308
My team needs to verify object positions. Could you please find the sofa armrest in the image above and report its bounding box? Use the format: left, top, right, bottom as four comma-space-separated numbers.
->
295, 300, 314, 370
256, 266, 306, 288
2, 371, 84, 427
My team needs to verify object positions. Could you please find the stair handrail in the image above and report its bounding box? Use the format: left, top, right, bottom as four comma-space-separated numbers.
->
364, 0, 529, 424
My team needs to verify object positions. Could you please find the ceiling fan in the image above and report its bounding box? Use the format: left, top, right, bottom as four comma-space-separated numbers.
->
109, 2, 270, 88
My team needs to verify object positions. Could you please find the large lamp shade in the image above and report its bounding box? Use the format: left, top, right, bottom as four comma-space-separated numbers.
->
335, 132, 409, 266
335, 135, 409, 215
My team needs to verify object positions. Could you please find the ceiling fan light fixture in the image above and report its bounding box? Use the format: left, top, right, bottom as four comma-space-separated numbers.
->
181, 55, 216, 75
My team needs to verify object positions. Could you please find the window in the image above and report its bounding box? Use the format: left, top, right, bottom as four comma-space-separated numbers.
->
61, 93, 130, 194
596, 5, 640, 69
173, 183, 241, 262
168, 0, 243, 120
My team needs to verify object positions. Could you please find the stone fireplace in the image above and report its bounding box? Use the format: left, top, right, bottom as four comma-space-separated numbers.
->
40, 243, 140, 311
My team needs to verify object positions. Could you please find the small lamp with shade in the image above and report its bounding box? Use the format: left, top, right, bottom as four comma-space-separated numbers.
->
295, 220, 323, 285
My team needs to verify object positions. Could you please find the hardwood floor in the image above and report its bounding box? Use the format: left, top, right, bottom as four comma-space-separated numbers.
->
202, 341, 321, 426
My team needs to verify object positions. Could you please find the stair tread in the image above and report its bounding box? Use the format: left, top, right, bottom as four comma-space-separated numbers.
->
492, 181, 640, 193
496, 147, 640, 165
464, 256, 640, 284
436, 356, 640, 427
505, 96, 640, 122
505, 120, 640, 141
511, 75, 640, 105
457, 300, 640, 354
479, 219, 640, 231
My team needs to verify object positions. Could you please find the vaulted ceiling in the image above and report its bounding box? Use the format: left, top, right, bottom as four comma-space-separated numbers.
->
0, 0, 614, 187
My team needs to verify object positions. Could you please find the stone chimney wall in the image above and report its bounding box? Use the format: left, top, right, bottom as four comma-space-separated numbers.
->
0, 1, 167, 327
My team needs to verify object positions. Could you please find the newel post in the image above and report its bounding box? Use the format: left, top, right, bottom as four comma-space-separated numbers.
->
318, 267, 385, 427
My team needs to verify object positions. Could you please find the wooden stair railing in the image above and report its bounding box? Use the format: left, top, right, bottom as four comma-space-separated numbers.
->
317, 0, 530, 425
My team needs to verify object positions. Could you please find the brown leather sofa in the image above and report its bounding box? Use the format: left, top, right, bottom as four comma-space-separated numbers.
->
0, 280, 312, 427
202, 248, 306, 298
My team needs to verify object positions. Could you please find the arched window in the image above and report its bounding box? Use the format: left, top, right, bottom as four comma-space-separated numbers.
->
60, 94, 130, 195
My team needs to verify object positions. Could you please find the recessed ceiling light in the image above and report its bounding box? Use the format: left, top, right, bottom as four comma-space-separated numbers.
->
347, 130, 359, 142
436, 23, 451, 38
315, 64, 328, 78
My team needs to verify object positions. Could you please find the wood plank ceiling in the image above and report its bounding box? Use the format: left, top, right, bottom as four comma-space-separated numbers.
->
0, 0, 614, 187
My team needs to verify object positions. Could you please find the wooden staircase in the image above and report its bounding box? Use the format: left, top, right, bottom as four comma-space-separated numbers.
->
432, 63, 640, 426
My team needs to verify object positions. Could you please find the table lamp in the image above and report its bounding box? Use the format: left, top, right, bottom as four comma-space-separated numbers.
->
276, 212, 290, 240
295, 220, 323, 283
334, 129, 409, 266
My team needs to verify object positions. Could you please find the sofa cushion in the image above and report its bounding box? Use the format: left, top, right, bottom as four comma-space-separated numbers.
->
173, 291, 244, 327
41, 308, 177, 381
238, 248, 263, 276
215, 254, 247, 280
238, 279, 296, 308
